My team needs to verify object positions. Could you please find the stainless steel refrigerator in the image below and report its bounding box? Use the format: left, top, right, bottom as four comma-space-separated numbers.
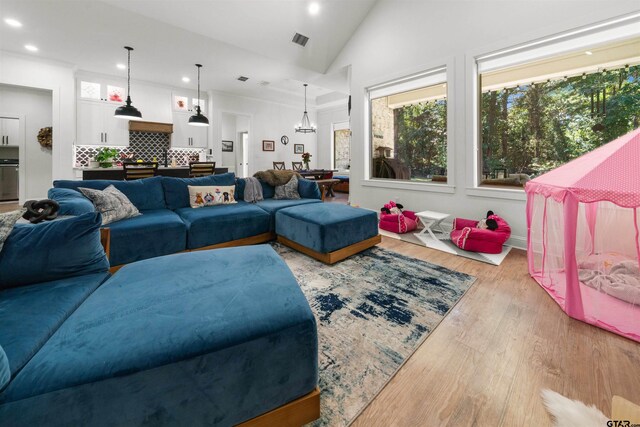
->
0, 159, 19, 201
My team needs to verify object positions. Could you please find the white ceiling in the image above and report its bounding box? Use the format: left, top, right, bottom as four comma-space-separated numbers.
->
0, 0, 375, 105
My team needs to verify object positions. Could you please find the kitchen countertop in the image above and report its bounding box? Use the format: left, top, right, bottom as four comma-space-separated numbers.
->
74, 166, 190, 171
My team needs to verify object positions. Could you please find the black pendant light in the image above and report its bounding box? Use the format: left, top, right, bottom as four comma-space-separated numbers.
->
295, 84, 316, 133
114, 46, 142, 121
189, 64, 209, 127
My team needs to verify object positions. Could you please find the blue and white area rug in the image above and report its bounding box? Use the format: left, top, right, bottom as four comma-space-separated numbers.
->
272, 243, 476, 426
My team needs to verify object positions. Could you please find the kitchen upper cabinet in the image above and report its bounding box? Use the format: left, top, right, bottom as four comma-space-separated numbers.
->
0, 117, 20, 147
77, 101, 128, 146
135, 86, 172, 123
172, 113, 207, 148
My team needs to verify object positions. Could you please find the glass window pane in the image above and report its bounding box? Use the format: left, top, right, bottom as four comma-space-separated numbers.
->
369, 81, 447, 182
80, 81, 100, 100
334, 129, 350, 170
479, 38, 640, 188
107, 85, 125, 103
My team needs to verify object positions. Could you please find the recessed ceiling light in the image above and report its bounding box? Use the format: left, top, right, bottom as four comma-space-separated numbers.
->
308, 2, 320, 15
116, 63, 126, 70
24, 44, 38, 52
4, 18, 22, 28
182, 77, 190, 83
585, 51, 593, 55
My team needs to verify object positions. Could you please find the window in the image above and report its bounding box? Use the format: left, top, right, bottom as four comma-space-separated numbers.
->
333, 122, 350, 171
368, 68, 447, 182
478, 37, 640, 188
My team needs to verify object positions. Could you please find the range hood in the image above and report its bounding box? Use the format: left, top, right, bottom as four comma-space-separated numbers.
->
128, 120, 173, 134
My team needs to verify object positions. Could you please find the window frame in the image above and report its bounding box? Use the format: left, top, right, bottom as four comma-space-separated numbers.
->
363, 59, 455, 194
468, 13, 640, 199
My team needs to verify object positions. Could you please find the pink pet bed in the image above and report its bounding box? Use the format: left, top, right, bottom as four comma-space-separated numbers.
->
379, 211, 417, 234
450, 214, 511, 254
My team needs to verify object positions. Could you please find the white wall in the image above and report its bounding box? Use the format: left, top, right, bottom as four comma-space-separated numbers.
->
0, 84, 53, 199
0, 52, 76, 183
327, 1, 640, 248
316, 105, 349, 169
220, 112, 236, 169
209, 91, 317, 175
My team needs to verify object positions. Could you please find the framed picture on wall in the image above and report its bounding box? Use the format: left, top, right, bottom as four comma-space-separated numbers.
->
222, 140, 234, 152
294, 144, 304, 154
174, 96, 188, 111
263, 140, 275, 151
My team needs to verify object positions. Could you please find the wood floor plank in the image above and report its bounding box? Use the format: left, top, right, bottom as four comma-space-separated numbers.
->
352, 236, 640, 426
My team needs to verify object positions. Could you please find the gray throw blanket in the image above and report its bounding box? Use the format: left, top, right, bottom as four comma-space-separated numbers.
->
253, 169, 301, 187
243, 177, 264, 203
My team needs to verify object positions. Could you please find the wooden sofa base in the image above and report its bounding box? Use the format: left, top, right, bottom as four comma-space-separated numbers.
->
106, 231, 276, 273
237, 387, 320, 427
277, 234, 382, 265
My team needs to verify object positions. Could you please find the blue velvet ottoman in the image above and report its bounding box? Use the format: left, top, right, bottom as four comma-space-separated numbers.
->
275, 203, 381, 264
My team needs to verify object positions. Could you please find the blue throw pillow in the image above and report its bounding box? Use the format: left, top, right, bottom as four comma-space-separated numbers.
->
298, 178, 321, 200
235, 178, 246, 201
53, 176, 166, 211
0, 345, 9, 392
162, 173, 236, 210
47, 188, 95, 216
0, 213, 109, 289
259, 180, 276, 199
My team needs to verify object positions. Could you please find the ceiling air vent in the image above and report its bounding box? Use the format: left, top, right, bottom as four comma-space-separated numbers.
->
292, 33, 309, 47
237, 76, 249, 82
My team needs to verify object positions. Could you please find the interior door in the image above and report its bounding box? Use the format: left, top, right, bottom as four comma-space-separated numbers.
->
77, 101, 105, 145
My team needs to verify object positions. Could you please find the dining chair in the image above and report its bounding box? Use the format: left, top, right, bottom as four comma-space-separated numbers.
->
189, 161, 216, 177
273, 162, 286, 170
291, 162, 303, 171
123, 162, 158, 180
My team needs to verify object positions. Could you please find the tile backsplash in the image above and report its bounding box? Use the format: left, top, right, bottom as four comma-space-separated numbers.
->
75, 131, 204, 167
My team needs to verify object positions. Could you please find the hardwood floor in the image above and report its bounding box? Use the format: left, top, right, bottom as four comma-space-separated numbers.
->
352, 237, 640, 426
4, 195, 639, 425
0, 202, 20, 213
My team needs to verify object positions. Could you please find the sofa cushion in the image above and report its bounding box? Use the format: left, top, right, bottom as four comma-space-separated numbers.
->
259, 179, 276, 199
47, 188, 95, 216
274, 175, 301, 200
0, 246, 317, 427
176, 201, 271, 249
0, 346, 8, 392
0, 272, 109, 379
256, 198, 322, 230
106, 209, 187, 266
187, 185, 237, 208
276, 203, 379, 253
53, 176, 166, 211
79, 185, 141, 225
298, 178, 322, 200
0, 210, 24, 253
0, 213, 109, 289
162, 173, 236, 210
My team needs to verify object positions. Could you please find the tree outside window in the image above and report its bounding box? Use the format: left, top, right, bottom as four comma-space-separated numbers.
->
480, 57, 639, 188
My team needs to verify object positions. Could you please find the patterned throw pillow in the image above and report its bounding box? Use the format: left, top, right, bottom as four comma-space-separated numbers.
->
79, 185, 141, 225
188, 185, 237, 208
0, 209, 26, 253
274, 175, 301, 200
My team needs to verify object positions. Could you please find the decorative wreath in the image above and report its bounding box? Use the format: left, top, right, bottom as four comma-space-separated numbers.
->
37, 127, 52, 149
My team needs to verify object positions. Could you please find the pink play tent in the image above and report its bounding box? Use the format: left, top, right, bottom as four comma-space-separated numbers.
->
526, 127, 640, 342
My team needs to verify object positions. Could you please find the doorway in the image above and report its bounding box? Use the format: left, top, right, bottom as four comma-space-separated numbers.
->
220, 112, 250, 177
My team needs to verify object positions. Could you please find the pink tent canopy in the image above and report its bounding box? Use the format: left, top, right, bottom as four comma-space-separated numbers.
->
527, 127, 640, 207
526, 127, 640, 342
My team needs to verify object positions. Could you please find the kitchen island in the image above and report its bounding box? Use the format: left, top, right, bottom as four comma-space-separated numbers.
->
81, 166, 228, 180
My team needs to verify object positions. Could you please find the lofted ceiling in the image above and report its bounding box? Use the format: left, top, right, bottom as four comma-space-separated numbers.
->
0, 0, 374, 105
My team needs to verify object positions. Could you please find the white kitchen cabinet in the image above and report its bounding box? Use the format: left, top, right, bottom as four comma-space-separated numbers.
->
0, 117, 20, 147
77, 100, 129, 146
172, 113, 207, 148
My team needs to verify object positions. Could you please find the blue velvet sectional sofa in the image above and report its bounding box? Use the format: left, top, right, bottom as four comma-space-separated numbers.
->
50, 173, 322, 268
0, 212, 319, 426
